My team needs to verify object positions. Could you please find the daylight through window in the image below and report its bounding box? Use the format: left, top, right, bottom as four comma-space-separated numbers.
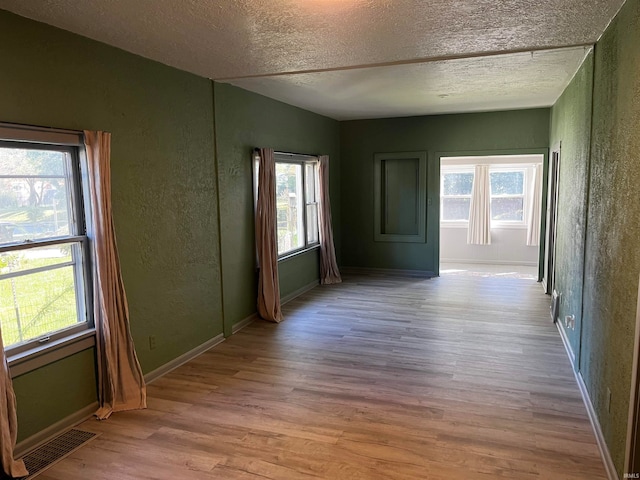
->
489, 170, 525, 222
441, 165, 533, 225
0, 141, 91, 352
274, 156, 319, 257
441, 170, 474, 221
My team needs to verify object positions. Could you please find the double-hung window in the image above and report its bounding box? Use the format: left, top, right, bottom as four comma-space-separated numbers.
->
274, 155, 320, 257
489, 169, 526, 223
0, 131, 92, 359
441, 168, 474, 222
441, 166, 530, 225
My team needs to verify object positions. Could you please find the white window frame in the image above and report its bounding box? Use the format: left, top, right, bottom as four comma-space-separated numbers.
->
489, 166, 528, 228
440, 166, 474, 227
440, 164, 536, 229
274, 154, 320, 259
253, 152, 320, 261
0, 125, 95, 377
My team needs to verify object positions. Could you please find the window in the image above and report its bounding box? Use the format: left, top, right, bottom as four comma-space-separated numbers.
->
441, 169, 474, 221
490, 169, 525, 222
440, 164, 533, 225
0, 138, 91, 355
274, 155, 319, 257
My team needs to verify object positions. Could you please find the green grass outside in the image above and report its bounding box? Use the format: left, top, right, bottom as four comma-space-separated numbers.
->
0, 254, 80, 348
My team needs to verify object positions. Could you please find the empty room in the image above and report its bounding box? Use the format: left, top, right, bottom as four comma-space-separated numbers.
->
0, 1, 638, 479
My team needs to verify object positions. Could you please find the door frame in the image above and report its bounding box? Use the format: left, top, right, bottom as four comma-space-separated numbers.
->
542, 147, 561, 294
625, 276, 640, 477
434, 148, 549, 276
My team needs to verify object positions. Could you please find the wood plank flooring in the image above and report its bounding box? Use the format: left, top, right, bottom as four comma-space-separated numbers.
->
38, 273, 607, 479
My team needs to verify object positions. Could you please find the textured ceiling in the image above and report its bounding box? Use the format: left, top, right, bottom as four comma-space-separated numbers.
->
0, 0, 626, 119
228, 47, 591, 120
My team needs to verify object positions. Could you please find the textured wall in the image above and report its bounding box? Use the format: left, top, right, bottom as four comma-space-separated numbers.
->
213, 83, 339, 333
340, 109, 550, 272
12, 350, 97, 440
549, 53, 594, 364
581, 0, 640, 473
0, 10, 222, 440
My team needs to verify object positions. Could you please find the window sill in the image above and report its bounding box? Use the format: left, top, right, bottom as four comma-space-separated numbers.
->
278, 244, 320, 262
8, 329, 96, 378
440, 222, 528, 230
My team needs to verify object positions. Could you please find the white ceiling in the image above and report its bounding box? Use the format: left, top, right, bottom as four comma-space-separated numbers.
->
0, 0, 626, 120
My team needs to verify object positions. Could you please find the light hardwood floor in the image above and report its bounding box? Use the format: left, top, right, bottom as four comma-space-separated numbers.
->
39, 273, 607, 479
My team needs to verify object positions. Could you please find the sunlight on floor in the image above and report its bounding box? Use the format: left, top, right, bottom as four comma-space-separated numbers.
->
440, 262, 538, 280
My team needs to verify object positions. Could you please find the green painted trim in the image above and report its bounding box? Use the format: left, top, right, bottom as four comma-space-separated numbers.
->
280, 279, 319, 305
342, 266, 436, 278
576, 47, 597, 374
144, 333, 225, 384
373, 151, 427, 243
232, 314, 257, 334
14, 401, 98, 458
211, 80, 230, 339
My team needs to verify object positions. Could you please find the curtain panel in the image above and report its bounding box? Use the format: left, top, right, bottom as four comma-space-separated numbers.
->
255, 148, 283, 322
84, 131, 147, 420
318, 156, 341, 285
467, 164, 492, 245
0, 328, 28, 478
527, 164, 543, 247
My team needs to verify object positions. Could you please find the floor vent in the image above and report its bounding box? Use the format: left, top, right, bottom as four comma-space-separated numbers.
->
21, 429, 99, 479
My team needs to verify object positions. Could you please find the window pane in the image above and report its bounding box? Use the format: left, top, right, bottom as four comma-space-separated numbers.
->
276, 163, 304, 255
443, 173, 474, 196
306, 204, 318, 244
442, 198, 470, 221
491, 197, 524, 221
0, 264, 82, 348
0, 243, 73, 275
0, 147, 73, 245
490, 171, 524, 195
305, 163, 317, 203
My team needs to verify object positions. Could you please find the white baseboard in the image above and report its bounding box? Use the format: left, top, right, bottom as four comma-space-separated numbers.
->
15, 401, 99, 458
557, 323, 617, 480
341, 266, 436, 278
556, 321, 576, 365
440, 258, 537, 266
144, 333, 225, 384
575, 371, 618, 480
280, 280, 319, 305
232, 313, 257, 334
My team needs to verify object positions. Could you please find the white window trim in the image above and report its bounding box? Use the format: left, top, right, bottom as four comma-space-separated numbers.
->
0, 125, 95, 376
440, 166, 474, 226
441, 164, 538, 229
489, 165, 528, 228
273, 154, 320, 260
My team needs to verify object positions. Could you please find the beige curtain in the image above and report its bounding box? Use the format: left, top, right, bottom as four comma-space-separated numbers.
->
467, 164, 491, 245
0, 330, 28, 478
84, 131, 147, 420
527, 164, 543, 246
318, 156, 342, 285
255, 148, 283, 322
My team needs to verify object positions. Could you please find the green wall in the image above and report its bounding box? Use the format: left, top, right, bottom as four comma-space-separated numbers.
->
581, 0, 640, 473
550, 0, 640, 474
0, 9, 223, 442
549, 53, 594, 367
213, 83, 339, 334
0, 10, 341, 444
340, 109, 550, 273
12, 349, 97, 440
